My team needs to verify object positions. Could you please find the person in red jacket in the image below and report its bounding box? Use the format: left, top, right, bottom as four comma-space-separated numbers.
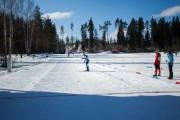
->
154, 50, 161, 76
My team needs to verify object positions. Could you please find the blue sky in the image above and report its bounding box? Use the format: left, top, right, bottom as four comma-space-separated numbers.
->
34, 0, 180, 40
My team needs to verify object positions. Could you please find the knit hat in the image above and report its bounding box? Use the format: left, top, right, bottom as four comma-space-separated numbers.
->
155, 50, 159, 53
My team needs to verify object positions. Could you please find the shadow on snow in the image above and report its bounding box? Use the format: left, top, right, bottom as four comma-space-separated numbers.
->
0, 89, 180, 120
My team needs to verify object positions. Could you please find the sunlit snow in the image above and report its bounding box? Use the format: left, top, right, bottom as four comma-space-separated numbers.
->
0, 52, 180, 120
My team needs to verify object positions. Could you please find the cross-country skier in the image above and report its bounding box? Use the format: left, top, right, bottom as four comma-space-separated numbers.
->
154, 50, 161, 76
167, 51, 174, 79
82, 53, 89, 71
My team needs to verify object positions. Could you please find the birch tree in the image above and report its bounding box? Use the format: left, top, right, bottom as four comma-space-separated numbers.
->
7, 0, 19, 72
23, 0, 35, 55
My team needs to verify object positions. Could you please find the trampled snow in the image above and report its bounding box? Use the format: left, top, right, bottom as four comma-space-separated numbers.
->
0, 52, 180, 120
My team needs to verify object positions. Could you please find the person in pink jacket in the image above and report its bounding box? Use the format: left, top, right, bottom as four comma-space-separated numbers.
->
154, 50, 161, 76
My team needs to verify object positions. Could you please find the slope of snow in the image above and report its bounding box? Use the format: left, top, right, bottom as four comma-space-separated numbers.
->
0, 52, 180, 120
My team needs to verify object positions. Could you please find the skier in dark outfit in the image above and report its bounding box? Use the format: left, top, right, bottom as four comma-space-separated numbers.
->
154, 50, 161, 76
82, 53, 89, 71
167, 51, 174, 79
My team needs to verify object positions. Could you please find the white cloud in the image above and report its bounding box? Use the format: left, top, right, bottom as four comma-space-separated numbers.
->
152, 6, 180, 18
42, 12, 74, 20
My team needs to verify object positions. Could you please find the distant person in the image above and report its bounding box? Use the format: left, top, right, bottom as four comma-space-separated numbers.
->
167, 51, 174, 79
33, 54, 35, 60
82, 53, 89, 71
68, 52, 70, 57
153, 50, 161, 76
46, 54, 48, 59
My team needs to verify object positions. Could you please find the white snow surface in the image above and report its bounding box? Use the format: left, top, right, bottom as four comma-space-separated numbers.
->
0, 52, 180, 120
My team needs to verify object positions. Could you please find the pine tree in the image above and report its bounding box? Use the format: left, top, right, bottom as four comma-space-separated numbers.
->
137, 17, 144, 51
94, 29, 100, 51
32, 5, 43, 53
70, 22, 74, 44
13, 17, 24, 54
172, 16, 180, 50
42, 17, 58, 53
104, 21, 111, 43
99, 24, 107, 50
144, 20, 150, 50
157, 17, 166, 50
88, 18, 94, 52
102, 30, 106, 49
150, 17, 158, 50
66, 35, 70, 45
127, 18, 138, 52
116, 19, 126, 51
75, 39, 80, 50
164, 21, 172, 51
60, 25, 64, 41
81, 23, 87, 51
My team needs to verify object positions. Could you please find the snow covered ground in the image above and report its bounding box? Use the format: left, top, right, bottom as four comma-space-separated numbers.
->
0, 52, 180, 120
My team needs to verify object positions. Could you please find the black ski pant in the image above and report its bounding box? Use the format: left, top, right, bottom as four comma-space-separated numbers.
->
86, 60, 89, 70
168, 65, 173, 78
154, 64, 161, 75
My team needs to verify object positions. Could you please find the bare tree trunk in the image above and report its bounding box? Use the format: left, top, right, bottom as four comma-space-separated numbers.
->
7, 0, 14, 72
19, 0, 27, 55
3, 0, 7, 57
26, 19, 29, 54
30, 19, 34, 53
24, 0, 34, 55
1, 0, 8, 67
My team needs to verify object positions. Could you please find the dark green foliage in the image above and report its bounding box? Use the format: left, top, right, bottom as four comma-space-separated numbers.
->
80, 23, 88, 51
144, 20, 150, 50
42, 18, 57, 53
32, 5, 43, 53
102, 30, 106, 49
150, 17, 159, 49
137, 17, 144, 51
115, 18, 127, 51
99, 21, 112, 49
0, 2, 179, 54
88, 18, 94, 52
75, 40, 80, 50
0, 4, 62, 54
127, 18, 138, 52
0, 12, 4, 54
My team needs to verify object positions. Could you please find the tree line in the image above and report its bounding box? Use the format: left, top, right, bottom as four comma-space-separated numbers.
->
81, 16, 180, 53
0, 0, 65, 56
0, 0, 180, 56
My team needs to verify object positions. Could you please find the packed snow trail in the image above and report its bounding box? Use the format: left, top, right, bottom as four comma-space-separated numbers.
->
0, 53, 180, 96
0, 53, 180, 120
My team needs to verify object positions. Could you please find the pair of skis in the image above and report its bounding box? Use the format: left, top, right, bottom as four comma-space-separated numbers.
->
152, 75, 160, 79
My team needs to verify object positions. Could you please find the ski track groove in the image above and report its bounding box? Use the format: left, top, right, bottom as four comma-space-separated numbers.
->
24, 61, 57, 91
90, 63, 180, 94
90, 64, 144, 92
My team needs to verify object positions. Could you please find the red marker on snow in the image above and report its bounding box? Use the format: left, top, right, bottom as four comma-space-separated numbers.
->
136, 72, 141, 74
176, 82, 180, 84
